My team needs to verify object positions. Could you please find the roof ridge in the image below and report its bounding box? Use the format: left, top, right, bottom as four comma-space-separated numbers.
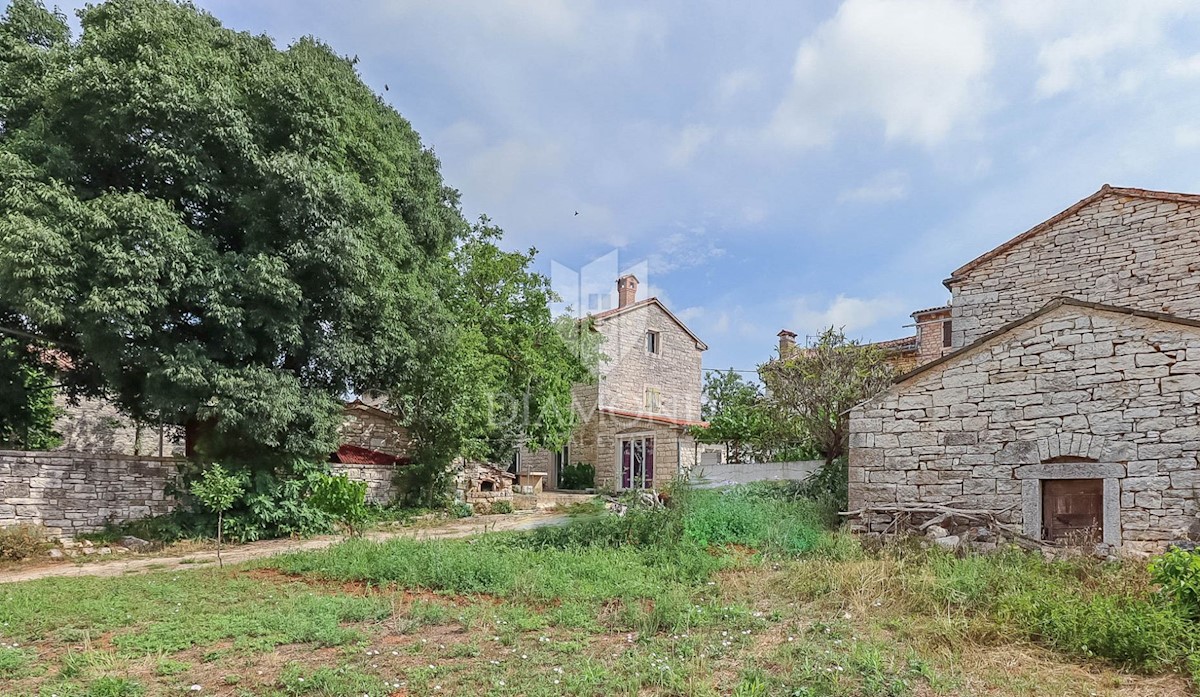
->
890, 298, 1200, 387
946, 184, 1200, 286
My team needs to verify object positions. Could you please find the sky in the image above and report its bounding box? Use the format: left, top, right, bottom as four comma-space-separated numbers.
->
27, 0, 1200, 375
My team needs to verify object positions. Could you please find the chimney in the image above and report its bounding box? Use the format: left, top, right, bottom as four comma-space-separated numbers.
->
617, 274, 639, 308
777, 329, 797, 358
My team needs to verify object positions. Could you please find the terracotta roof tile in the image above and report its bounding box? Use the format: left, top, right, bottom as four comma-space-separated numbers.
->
599, 407, 708, 428
331, 444, 410, 466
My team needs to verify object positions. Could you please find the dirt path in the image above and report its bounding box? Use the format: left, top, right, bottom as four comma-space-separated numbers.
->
0, 511, 570, 584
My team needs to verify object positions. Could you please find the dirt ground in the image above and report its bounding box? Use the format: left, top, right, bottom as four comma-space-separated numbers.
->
0, 510, 570, 584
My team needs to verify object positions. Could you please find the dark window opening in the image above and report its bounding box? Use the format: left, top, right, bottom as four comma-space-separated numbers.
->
942, 320, 952, 348
480, 480, 495, 492
646, 331, 660, 354
1042, 478, 1102, 542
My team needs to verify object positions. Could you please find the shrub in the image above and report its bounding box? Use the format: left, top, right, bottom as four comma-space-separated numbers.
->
450, 501, 473, 518
490, 499, 514, 515
1149, 547, 1200, 619
558, 462, 595, 490
0, 524, 47, 561
309, 473, 370, 536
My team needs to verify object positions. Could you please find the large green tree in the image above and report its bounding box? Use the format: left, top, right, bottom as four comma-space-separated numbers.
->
0, 0, 465, 462
0, 333, 61, 449
389, 220, 601, 502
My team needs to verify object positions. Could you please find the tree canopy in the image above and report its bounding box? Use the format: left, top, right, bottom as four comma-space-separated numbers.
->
0, 0, 469, 462
0, 0, 590, 472
759, 327, 893, 465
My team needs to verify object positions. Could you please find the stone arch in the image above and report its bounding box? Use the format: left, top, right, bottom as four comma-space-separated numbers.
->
1036, 433, 1108, 462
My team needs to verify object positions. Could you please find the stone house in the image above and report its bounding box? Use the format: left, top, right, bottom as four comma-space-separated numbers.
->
850, 185, 1200, 553
519, 274, 708, 491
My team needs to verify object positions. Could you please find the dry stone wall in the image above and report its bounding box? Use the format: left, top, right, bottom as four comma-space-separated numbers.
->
0, 450, 181, 537
849, 303, 1200, 553
950, 194, 1200, 347
53, 394, 184, 456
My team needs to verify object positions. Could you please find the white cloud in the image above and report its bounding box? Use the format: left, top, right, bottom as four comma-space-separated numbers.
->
714, 68, 761, 103
667, 125, 715, 167
766, 0, 991, 149
645, 228, 725, 275
837, 170, 909, 204
789, 294, 906, 338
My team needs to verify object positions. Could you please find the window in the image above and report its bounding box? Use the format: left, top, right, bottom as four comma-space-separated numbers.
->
508, 449, 521, 475
942, 320, 952, 348
644, 386, 661, 411
645, 330, 660, 354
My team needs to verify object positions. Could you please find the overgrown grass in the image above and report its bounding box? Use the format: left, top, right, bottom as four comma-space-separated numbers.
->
2, 482, 1197, 696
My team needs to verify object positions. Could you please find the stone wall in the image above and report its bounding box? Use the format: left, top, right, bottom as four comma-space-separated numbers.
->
689, 460, 821, 488
340, 402, 411, 456
849, 302, 1200, 553
596, 303, 703, 422
950, 193, 1200, 347
593, 414, 696, 491
327, 462, 398, 505
53, 394, 185, 456
0, 450, 181, 537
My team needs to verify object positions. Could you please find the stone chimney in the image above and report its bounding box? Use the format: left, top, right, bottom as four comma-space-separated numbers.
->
777, 329, 797, 358
617, 274, 639, 308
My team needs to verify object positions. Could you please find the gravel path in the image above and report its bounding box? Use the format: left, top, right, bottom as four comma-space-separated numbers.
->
0, 511, 571, 584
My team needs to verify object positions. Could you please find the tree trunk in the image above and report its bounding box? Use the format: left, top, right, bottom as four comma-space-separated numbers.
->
216, 510, 223, 568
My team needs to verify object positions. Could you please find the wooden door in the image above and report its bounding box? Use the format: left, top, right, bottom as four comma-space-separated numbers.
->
1042, 479, 1103, 542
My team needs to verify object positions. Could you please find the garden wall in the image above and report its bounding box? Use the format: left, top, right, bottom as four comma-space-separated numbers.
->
689, 460, 821, 488
0, 450, 182, 538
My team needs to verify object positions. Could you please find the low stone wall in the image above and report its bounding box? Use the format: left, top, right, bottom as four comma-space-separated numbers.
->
689, 460, 822, 488
328, 462, 399, 505
0, 450, 181, 537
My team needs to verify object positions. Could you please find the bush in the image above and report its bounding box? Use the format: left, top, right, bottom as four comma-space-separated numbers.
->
558, 462, 595, 490
0, 524, 47, 561
1149, 547, 1200, 619
309, 473, 370, 536
489, 500, 514, 515
450, 501, 473, 518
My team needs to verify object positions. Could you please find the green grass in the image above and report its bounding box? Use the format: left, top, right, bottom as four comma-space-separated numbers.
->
0, 483, 1196, 696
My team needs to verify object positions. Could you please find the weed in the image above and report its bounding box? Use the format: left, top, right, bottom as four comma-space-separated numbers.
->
0, 524, 47, 561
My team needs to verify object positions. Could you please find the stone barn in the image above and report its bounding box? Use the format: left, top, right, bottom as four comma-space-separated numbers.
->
850, 185, 1200, 553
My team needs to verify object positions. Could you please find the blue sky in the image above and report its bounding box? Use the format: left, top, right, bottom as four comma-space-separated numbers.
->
30, 0, 1200, 374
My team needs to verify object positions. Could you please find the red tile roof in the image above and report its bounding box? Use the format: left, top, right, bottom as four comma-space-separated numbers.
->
947, 185, 1200, 286
331, 444, 409, 466
871, 335, 918, 353
599, 407, 708, 428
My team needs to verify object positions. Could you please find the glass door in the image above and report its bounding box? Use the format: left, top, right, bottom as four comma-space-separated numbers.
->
620, 436, 655, 489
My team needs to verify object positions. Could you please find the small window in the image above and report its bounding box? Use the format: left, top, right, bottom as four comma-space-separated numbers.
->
644, 386, 661, 411
942, 320, 952, 348
508, 449, 521, 475
646, 331, 660, 354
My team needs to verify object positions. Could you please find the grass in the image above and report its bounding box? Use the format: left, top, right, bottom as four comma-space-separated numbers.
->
0, 482, 1195, 696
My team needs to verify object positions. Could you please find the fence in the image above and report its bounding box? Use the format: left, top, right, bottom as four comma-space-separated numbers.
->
688, 460, 822, 488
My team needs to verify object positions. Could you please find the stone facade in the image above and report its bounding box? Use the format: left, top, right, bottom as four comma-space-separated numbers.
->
520, 276, 707, 491
53, 394, 185, 456
339, 400, 411, 456
0, 450, 181, 537
595, 299, 704, 421
327, 462, 398, 505
850, 301, 1200, 553
948, 189, 1200, 348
